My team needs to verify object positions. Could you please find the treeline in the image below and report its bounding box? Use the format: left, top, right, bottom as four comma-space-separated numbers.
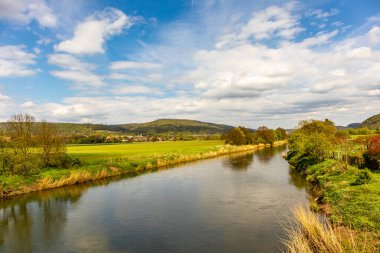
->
344, 127, 380, 135
0, 114, 77, 175
66, 133, 221, 144
221, 126, 287, 145
287, 119, 379, 173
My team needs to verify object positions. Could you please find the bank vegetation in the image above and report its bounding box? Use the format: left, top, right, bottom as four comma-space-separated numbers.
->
285, 119, 380, 252
0, 114, 286, 198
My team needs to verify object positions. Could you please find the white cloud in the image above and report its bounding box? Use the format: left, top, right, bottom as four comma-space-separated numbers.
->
0, 45, 36, 77
111, 85, 163, 95
367, 26, 380, 45
47, 54, 103, 89
0, 0, 57, 28
306, 8, 339, 19
54, 8, 133, 55
47, 54, 95, 70
109, 61, 161, 70
108, 73, 163, 83
346, 47, 372, 59
0, 92, 15, 121
37, 38, 53, 45
0, 93, 11, 102
239, 2, 302, 41
50, 70, 104, 88
215, 2, 303, 49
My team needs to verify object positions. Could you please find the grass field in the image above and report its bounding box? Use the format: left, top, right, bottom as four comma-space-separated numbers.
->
1, 140, 281, 198
67, 140, 224, 162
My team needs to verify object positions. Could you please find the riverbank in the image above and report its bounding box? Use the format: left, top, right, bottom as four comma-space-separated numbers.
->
287, 160, 380, 251
0, 140, 286, 199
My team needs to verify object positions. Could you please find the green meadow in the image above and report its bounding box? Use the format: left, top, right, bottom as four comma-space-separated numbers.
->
67, 140, 224, 162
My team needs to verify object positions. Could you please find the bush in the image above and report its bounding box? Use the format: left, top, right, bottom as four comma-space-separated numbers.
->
352, 169, 372, 185
72, 158, 81, 167
9, 155, 41, 175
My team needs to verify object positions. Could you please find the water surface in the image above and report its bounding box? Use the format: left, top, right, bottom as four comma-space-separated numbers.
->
0, 146, 308, 253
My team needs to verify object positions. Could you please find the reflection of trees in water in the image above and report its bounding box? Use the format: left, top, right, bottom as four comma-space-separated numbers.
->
0, 174, 140, 252
0, 183, 88, 252
288, 167, 308, 190
224, 152, 254, 170
256, 146, 286, 163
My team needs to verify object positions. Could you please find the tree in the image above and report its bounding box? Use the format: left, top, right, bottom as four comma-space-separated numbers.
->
2, 114, 69, 174
223, 127, 246, 145
256, 126, 275, 144
6, 114, 39, 174
367, 135, 380, 158
298, 119, 336, 136
287, 119, 336, 171
36, 121, 66, 167
0, 130, 9, 172
304, 133, 334, 163
363, 135, 380, 170
275, 127, 287, 140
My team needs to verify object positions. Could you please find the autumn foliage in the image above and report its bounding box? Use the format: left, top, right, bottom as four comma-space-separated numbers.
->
367, 135, 380, 158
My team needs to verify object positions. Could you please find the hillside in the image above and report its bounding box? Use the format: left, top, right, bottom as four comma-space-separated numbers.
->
361, 113, 380, 129
346, 123, 361, 128
1, 119, 234, 135
111, 119, 233, 134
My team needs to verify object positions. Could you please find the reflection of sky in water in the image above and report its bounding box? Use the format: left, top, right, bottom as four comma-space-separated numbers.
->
0, 146, 308, 253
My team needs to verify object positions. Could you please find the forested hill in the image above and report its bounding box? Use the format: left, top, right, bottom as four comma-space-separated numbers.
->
361, 113, 380, 128
0, 119, 234, 135
110, 119, 234, 134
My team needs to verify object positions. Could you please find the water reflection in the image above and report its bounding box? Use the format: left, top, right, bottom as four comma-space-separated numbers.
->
0, 146, 308, 253
256, 146, 283, 163
223, 146, 284, 170
224, 152, 254, 170
0, 185, 85, 252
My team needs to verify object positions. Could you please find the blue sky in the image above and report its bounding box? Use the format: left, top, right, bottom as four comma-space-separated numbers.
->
0, 0, 379, 128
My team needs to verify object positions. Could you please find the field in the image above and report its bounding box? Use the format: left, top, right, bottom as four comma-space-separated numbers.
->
1, 140, 280, 198
67, 140, 224, 162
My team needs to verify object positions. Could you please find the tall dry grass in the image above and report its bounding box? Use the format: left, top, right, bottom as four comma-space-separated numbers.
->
283, 205, 344, 253
282, 205, 378, 253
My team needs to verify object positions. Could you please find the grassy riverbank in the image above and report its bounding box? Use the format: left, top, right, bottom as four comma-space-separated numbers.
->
305, 160, 380, 232
0, 140, 286, 198
286, 160, 380, 251
285, 119, 380, 252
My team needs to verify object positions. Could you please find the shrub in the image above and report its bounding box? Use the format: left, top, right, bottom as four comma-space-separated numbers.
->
352, 169, 372, 185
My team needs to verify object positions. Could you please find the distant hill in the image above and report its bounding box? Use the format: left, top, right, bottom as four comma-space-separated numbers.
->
110, 119, 234, 135
361, 113, 380, 129
1, 119, 234, 135
346, 123, 361, 128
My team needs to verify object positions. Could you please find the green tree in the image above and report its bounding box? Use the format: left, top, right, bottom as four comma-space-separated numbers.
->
256, 126, 275, 144
304, 133, 334, 163
223, 127, 246, 145
287, 119, 336, 171
275, 127, 287, 140
298, 119, 336, 135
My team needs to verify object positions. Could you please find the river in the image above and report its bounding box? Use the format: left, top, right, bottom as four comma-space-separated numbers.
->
0, 146, 309, 253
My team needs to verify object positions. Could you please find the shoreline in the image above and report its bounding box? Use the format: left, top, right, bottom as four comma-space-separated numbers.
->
1, 140, 287, 199
286, 160, 380, 251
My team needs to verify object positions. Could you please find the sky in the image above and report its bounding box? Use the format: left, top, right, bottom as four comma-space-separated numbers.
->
0, 0, 379, 128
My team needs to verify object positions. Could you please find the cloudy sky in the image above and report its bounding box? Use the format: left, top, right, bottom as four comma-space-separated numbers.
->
0, 0, 379, 128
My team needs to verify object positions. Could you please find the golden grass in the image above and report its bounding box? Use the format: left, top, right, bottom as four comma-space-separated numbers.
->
283, 205, 344, 253
22, 169, 116, 194
282, 205, 378, 253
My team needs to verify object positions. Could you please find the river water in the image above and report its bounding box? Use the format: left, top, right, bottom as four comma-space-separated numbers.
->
0, 146, 309, 253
